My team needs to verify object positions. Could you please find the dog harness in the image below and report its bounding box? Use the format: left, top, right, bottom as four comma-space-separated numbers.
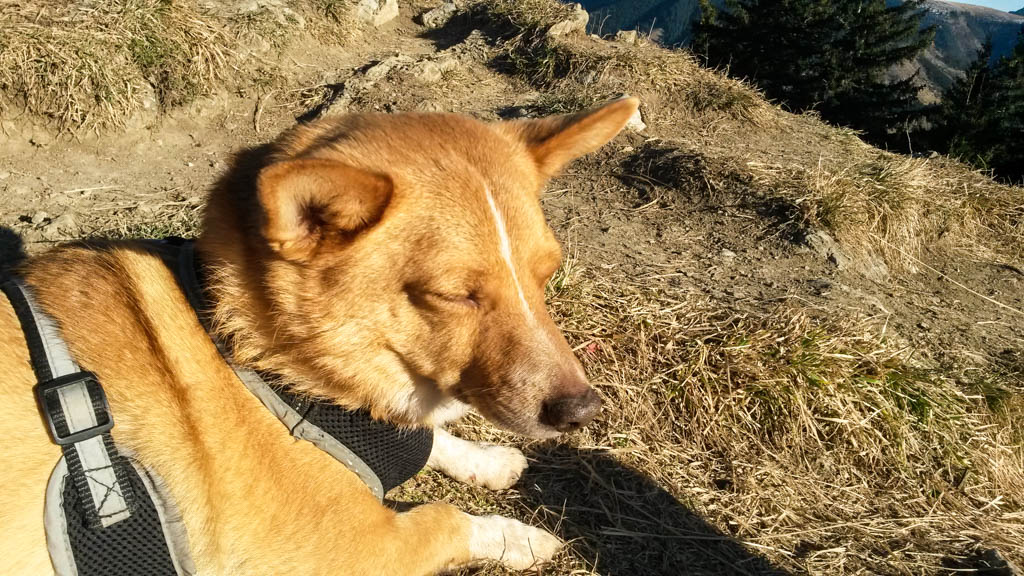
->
2, 239, 433, 575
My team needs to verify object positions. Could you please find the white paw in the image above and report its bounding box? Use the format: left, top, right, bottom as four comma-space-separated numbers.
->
428, 430, 529, 490
464, 444, 529, 490
469, 515, 562, 570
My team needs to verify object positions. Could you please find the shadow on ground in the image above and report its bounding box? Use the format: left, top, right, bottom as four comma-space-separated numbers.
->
519, 445, 788, 576
0, 226, 26, 276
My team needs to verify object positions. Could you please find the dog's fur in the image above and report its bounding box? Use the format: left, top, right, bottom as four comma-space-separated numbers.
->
0, 97, 639, 575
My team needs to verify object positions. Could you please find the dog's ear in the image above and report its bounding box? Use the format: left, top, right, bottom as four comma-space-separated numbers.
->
506, 96, 639, 178
257, 158, 393, 262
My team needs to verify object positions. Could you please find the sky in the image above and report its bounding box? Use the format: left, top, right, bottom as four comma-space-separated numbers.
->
963, 0, 1021, 11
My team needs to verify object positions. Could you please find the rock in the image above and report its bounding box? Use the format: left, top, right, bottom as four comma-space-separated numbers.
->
415, 61, 443, 83
547, 3, 589, 38
413, 56, 460, 84
21, 228, 44, 244
29, 132, 52, 148
804, 229, 851, 270
862, 252, 890, 283
614, 29, 638, 44
720, 248, 737, 261
53, 213, 77, 235
232, 0, 305, 27
41, 222, 62, 241
356, 0, 398, 27
0, 171, 10, 180
364, 54, 414, 81
419, 1, 458, 29
31, 211, 49, 225
625, 106, 646, 132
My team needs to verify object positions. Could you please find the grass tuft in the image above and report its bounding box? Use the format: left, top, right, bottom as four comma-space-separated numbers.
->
0, 0, 358, 131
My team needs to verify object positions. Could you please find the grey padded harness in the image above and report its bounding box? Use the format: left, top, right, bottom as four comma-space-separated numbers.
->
1, 279, 194, 576
173, 240, 433, 500
3, 239, 432, 574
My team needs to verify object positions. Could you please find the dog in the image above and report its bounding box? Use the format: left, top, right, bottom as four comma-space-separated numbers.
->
0, 96, 640, 575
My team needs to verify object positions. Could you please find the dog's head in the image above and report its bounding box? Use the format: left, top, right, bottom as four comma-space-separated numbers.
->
208, 98, 638, 438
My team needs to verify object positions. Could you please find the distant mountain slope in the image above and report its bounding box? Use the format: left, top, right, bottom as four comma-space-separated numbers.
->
1013, 7, 1024, 16
578, 0, 1024, 99
910, 1, 1024, 99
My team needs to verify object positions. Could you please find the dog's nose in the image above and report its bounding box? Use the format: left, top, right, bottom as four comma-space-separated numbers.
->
540, 388, 603, 432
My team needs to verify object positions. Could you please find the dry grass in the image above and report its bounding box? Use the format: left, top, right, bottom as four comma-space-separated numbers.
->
472, 0, 1023, 272
0, 1, 230, 130
473, 0, 772, 126
0, 0, 358, 131
396, 266, 1024, 575
746, 152, 1024, 270
627, 138, 1024, 272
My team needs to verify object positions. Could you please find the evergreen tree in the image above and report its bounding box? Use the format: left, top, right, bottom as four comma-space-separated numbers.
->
936, 29, 1024, 183
935, 41, 995, 167
696, 0, 936, 147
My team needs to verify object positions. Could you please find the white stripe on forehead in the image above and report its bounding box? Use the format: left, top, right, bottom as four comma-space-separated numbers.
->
483, 186, 535, 324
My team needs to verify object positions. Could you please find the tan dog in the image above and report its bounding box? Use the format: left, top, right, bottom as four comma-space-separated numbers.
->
0, 97, 639, 575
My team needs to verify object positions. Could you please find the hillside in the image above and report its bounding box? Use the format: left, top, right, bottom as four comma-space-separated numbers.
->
578, 0, 1024, 99
907, 0, 1024, 100
1, 0, 1022, 574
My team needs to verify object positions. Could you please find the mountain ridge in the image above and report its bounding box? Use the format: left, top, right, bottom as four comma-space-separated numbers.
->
578, 0, 1024, 99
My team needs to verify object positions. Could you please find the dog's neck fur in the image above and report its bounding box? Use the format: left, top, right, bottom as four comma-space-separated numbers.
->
195, 154, 445, 427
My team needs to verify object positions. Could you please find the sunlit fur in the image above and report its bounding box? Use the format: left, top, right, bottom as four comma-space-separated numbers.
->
0, 97, 639, 575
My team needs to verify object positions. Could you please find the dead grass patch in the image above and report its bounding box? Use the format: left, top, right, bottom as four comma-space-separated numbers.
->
471, 0, 1023, 272
416, 266, 1024, 575
473, 0, 771, 126
0, 1, 230, 130
624, 138, 1024, 272
745, 152, 1024, 270
0, 0, 358, 131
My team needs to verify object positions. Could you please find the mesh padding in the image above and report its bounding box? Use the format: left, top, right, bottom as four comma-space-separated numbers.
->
62, 464, 177, 576
277, 387, 433, 493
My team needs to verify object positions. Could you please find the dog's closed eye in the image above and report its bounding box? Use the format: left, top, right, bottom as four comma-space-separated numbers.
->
405, 285, 480, 310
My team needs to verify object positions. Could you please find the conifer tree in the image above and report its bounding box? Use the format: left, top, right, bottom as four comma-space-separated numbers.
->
696, 0, 935, 147
936, 30, 1024, 183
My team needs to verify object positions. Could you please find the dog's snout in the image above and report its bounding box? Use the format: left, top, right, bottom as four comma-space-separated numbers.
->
540, 388, 602, 433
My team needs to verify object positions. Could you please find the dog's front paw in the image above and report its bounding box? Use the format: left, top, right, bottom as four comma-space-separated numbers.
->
466, 444, 529, 490
469, 515, 562, 570
430, 432, 530, 490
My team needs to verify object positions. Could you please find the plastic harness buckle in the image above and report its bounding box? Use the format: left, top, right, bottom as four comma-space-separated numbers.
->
35, 372, 113, 446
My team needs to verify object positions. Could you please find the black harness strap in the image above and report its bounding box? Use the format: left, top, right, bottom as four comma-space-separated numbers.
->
1, 280, 134, 528
1, 279, 181, 576
171, 239, 433, 497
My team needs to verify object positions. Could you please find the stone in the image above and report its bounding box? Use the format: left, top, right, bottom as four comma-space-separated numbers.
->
720, 248, 737, 261
804, 229, 851, 270
625, 106, 646, 132
413, 56, 460, 84
29, 132, 52, 148
31, 211, 49, 225
546, 3, 589, 38
356, 0, 399, 27
614, 29, 638, 44
415, 61, 443, 83
419, 2, 458, 29
53, 213, 77, 234
0, 171, 10, 180
364, 54, 414, 81
41, 222, 62, 241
